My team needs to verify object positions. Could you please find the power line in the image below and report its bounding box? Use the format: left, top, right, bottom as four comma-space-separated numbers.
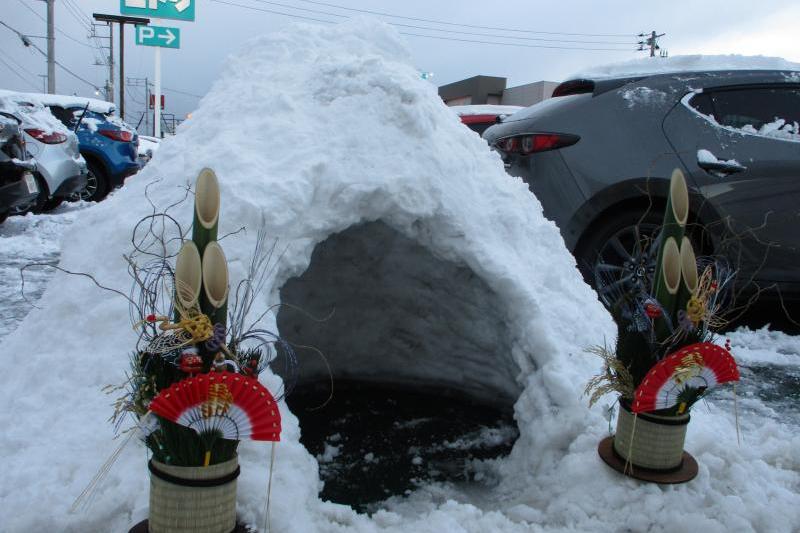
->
4, 49, 41, 81
0, 56, 40, 90
246, 0, 635, 45
162, 86, 204, 98
397, 31, 636, 51
212, 0, 336, 24
212, 0, 635, 51
61, 0, 92, 31
291, 0, 634, 37
0, 19, 101, 90
15, 0, 95, 49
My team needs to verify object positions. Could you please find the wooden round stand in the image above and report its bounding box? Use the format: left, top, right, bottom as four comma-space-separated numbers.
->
598, 436, 698, 484
129, 520, 254, 533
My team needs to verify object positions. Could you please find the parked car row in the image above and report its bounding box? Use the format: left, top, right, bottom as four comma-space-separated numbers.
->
0, 90, 142, 223
480, 68, 800, 306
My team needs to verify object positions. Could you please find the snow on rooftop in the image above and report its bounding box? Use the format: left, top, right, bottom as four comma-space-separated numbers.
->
572, 54, 800, 80
1, 19, 798, 533
0, 89, 116, 114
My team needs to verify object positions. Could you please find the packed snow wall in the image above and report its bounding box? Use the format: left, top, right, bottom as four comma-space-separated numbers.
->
0, 18, 615, 531
278, 221, 521, 407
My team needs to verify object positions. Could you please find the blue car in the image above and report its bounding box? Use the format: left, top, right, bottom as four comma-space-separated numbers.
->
42, 96, 139, 202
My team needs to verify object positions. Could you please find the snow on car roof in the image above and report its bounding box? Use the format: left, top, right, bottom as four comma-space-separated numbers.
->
0, 90, 116, 114
450, 105, 524, 116
571, 54, 800, 80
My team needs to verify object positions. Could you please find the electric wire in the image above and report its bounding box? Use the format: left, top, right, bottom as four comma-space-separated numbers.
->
15, 0, 96, 49
291, 0, 635, 37
247, 0, 636, 44
162, 86, 204, 99
0, 19, 101, 91
61, 0, 93, 31
243, 0, 634, 45
211, 0, 636, 50
0, 56, 40, 90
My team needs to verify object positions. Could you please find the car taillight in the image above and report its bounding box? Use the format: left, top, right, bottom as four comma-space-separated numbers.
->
99, 129, 133, 142
495, 133, 579, 155
25, 128, 67, 144
496, 137, 518, 152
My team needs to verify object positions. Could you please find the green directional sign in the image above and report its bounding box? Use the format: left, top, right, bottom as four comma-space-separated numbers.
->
120, 0, 195, 22
136, 25, 180, 49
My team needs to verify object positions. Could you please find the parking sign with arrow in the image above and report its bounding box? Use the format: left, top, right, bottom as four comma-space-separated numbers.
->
136, 25, 180, 49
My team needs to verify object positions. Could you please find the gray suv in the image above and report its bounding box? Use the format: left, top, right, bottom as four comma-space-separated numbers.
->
483, 69, 800, 305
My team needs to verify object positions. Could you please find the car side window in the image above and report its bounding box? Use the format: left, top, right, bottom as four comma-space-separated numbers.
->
688, 93, 714, 118
708, 87, 800, 130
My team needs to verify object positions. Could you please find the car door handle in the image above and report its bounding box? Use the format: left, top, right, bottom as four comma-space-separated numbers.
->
697, 159, 747, 175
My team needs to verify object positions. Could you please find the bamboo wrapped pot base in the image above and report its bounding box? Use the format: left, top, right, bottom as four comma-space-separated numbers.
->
598, 436, 697, 484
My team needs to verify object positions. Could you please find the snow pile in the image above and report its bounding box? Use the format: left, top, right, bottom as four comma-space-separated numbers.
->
573, 54, 800, 79
1, 19, 798, 533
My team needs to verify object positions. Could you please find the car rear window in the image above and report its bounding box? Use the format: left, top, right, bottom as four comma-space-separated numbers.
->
689, 87, 800, 130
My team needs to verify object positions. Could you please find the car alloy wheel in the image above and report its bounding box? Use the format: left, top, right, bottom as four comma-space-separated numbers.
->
591, 221, 660, 307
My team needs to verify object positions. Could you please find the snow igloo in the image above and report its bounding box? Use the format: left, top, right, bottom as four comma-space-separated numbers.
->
0, 18, 614, 531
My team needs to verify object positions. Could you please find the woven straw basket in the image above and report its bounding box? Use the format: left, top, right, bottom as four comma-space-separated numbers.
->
613, 400, 689, 471
148, 456, 239, 533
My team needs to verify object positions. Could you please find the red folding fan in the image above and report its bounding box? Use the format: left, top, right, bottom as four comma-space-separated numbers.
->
148, 371, 281, 441
632, 342, 739, 413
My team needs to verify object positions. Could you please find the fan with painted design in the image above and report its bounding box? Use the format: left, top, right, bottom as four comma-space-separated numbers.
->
632, 342, 739, 414
149, 371, 281, 443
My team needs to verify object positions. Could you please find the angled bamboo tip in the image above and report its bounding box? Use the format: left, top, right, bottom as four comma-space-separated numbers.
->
175, 241, 202, 309
670, 168, 689, 227
195, 168, 220, 230
202, 241, 229, 308
662, 237, 681, 295
679, 236, 698, 293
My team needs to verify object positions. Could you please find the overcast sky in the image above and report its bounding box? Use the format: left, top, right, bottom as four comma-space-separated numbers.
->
2, 0, 798, 127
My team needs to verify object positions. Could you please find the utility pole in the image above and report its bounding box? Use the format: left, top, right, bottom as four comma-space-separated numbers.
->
638, 31, 665, 57
46, 0, 55, 93
93, 13, 150, 120
91, 23, 114, 103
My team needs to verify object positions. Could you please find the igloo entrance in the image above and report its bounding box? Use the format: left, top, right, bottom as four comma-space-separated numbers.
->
277, 221, 522, 510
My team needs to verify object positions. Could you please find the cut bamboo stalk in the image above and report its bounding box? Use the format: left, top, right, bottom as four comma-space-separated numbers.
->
654, 237, 681, 342
201, 241, 229, 329
174, 241, 202, 312
192, 168, 220, 260
652, 169, 689, 319
676, 237, 699, 322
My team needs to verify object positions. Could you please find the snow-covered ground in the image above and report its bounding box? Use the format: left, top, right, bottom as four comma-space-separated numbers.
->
0, 19, 798, 533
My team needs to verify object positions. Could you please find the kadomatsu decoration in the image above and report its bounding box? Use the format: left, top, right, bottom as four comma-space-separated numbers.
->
587, 168, 740, 484
96, 168, 297, 533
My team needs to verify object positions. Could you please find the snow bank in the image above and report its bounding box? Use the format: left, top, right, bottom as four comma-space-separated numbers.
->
1, 19, 798, 533
573, 54, 800, 79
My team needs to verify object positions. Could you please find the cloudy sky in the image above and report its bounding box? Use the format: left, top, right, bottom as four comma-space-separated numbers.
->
2, 0, 798, 127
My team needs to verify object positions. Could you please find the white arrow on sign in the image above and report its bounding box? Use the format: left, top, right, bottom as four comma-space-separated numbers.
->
159, 28, 176, 45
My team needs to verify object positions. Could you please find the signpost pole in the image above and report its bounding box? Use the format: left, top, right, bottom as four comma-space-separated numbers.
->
154, 45, 161, 138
